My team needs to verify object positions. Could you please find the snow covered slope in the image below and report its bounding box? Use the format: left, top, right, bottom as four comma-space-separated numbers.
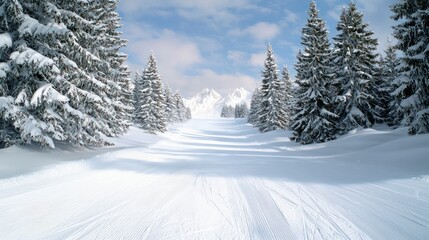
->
0, 120, 428, 239
184, 88, 252, 117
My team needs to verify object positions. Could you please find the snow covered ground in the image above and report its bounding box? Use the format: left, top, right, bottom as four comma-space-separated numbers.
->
0, 118, 428, 239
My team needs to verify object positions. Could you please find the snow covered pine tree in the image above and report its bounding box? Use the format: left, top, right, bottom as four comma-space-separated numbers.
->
381, 41, 403, 126
290, 1, 337, 144
221, 105, 234, 118
332, 2, 379, 132
0, 0, 72, 148
256, 44, 288, 132
380, 40, 400, 126
174, 91, 191, 122
0, 0, 131, 148
234, 103, 249, 118
280, 65, 293, 127
391, 0, 429, 135
164, 86, 178, 123
133, 52, 166, 134
248, 88, 261, 126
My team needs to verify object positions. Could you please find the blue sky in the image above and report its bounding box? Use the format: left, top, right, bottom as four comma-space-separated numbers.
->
118, 0, 396, 97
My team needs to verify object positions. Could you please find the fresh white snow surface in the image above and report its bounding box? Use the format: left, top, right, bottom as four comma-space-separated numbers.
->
0, 118, 428, 240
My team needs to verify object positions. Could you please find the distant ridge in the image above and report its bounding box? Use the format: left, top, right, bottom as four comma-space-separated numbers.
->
184, 88, 252, 117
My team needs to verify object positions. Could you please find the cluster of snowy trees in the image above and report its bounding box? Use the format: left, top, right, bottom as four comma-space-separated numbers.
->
0, 0, 133, 148
0, 1, 191, 148
234, 103, 249, 118
220, 103, 249, 118
220, 105, 234, 118
249, 0, 429, 144
248, 44, 293, 133
133, 52, 191, 134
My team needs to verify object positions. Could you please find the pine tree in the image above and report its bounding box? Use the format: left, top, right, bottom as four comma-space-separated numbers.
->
54, 0, 117, 146
391, 0, 429, 134
234, 103, 249, 118
134, 52, 166, 134
382, 41, 400, 126
0, 0, 80, 148
371, 57, 391, 124
91, 0, 133, 136
173, 92, 189, 122
132, 71, 142, 122
164, 86, 178, 123
332, 2, 379, 132
281, 65, 293, 127
0, 0, 131, 148
257, 44, 288, 132
221, 105, 234, 118
248, 88, 261, 126
185, 107, 192, 121
290, 1, 337, 144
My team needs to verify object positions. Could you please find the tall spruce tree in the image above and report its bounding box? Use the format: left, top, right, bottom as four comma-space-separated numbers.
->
173, 91, 189, 122
391, 0, 429, 134
332, 2, 379, 132
132, 71, 142, 122
221, 105, 234, 118
185, 107, 192, 121
0, 0, 131, 148
90, 0, 133, 136
0, 0, 89, 148
381, 41, 400, 126
164, 86, 177, 123
234, 103, 249, 118
281, 65, 293, 127
371, 57, 391, 124
257, 44, 288, 132
248, 88, 261, 126
56, 0, 119, 146
290, 1, 337, 144
134, 52, 166, 134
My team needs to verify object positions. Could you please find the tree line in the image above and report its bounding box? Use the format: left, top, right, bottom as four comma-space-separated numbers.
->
0, 0, 190, 149
249, 0, 428, 144
221, 103, 249, 118
133, 52, 191, 134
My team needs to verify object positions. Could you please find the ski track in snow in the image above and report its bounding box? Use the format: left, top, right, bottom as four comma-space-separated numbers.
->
0, 119, 428, 239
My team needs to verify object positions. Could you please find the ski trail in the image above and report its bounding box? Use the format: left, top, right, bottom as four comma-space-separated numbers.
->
233, 178, 297, 240
0, 118, 428, 239
263, 181, 371, 240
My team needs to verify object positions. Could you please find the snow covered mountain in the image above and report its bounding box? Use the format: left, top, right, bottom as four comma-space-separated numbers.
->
183, 89, 224, 117
184, 88, 252, 117
224, 88, 252, 108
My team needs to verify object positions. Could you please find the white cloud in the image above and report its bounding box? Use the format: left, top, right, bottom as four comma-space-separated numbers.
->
283, 9, 299, 24
227, 50, 245, 64
230, 22, 281, 41
356, 0, 387, 14
119, 0, 250, 26
122, 23, 257, 97
128, 29, 203, 72
178, 69, 258, 97
249, 52, 267, 67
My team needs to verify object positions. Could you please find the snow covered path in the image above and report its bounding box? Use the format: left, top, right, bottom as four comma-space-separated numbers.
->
0, 119, 428, 239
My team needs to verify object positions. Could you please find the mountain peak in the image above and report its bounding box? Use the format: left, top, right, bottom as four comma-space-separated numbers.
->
198, 88, 221, 99
229, 88, 248, 98
184, 88, 252, 117
224, 88, 251, 107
